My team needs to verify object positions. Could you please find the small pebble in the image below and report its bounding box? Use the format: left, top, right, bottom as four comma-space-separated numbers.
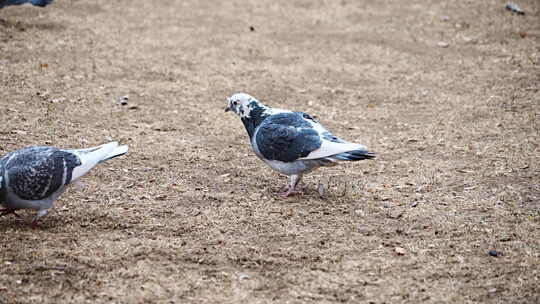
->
388, 210, 404, 219
437, 41, 449, 48
357, 225, 372, 234
117, 95, 129, 105
462, 36, 478, 44
488, 250, 502, 257
394, 247, 406, 255
317, 183, 325, 197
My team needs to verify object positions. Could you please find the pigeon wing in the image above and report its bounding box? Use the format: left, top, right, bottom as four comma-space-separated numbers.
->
255, 112, 322, 162
6, 147, 80, 200
296, 116, 369, 160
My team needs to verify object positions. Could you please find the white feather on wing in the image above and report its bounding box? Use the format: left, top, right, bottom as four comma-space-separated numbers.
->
299, 140, 367, 160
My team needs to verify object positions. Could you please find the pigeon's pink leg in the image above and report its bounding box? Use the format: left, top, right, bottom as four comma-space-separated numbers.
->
29, 209, 49, 228
30, 219, 41, 229
0, 208, 21, 218
277, 174, 304, 198
278, 184, 290, 192
278, 183, 303, 193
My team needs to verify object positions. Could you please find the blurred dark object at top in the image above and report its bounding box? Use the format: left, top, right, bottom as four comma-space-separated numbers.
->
0, 0, 54, 9
505, 2, 525, 15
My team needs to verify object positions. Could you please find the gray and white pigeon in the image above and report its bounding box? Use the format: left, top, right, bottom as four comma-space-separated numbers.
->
0, 141, 128, 225
225, 93, 375, 197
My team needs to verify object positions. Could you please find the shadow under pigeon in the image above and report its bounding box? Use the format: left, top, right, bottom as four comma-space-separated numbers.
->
0, 17, 65, 32
0, 216, 57, 231
0, 211, 108, 231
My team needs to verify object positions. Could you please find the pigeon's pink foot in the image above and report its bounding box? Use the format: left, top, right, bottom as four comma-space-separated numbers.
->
0, 208, 21, 218
30, 220, 41, 229
277, 185, 305, 198
278, 190, 304, 198
277, 175, 305, 198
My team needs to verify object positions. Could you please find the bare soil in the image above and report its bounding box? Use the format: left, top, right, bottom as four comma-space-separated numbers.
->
0, 0, 539, 303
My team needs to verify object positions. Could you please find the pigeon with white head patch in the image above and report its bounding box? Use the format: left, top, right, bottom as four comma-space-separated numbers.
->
225, 93, 374, 197
0, 142, 128, 225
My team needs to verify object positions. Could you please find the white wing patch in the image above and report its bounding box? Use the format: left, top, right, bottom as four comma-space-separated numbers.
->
299, 140, 367, 160
264, 107, 291, 116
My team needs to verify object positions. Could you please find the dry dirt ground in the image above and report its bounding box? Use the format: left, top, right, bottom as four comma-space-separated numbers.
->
0, 0, 539, 303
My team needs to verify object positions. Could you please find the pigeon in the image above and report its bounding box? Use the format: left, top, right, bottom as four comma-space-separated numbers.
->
225, 93, 375, 197
0, 142, 128, 225
0, 0, 54, 8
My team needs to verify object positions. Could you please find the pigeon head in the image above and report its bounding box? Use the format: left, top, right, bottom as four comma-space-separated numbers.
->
225, 93, 265, 118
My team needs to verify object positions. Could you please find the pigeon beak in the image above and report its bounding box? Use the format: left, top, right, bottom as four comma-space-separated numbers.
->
225, 98, 232, 112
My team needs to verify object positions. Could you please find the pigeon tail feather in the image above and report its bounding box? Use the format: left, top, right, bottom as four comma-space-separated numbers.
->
99, 144, 128, 163
330, 149, 375, 161
69, 142, 127, 182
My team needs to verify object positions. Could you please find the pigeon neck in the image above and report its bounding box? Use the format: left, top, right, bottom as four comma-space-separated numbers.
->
241, 103, 270, 139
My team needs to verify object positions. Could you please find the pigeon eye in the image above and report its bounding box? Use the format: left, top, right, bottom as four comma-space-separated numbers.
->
233, 101, 238, 106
